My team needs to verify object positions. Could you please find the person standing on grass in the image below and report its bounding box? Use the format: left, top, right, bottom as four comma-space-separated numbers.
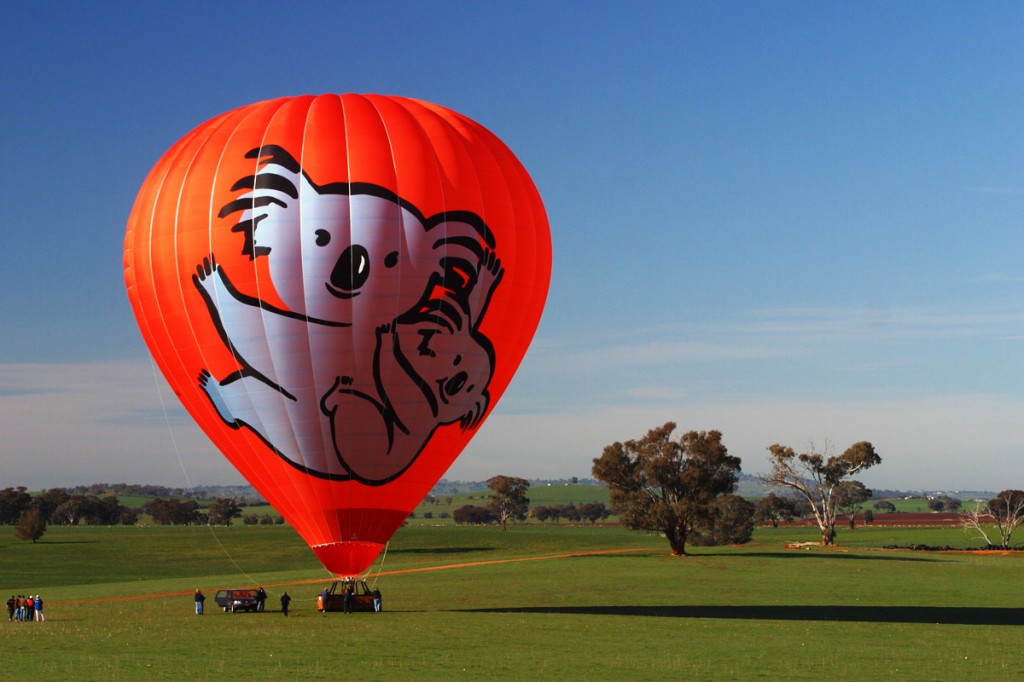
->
280, 592, 291, 616
342, 585, 353, 613
256, 586, 267, 613
34, 596, 44, 622
6, 596, 13, 621
25, 596, 34, 622
194, 589, 206, 615
372, 588, 381, 612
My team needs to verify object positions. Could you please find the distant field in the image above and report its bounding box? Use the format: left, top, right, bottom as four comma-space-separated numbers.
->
111, 494, 153, 509
3, 520, 1023, 680
84, 484, 972, 517
80, 486, 981, 529
410, 483, 613, 525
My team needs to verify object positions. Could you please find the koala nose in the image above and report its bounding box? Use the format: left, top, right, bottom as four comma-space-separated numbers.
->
331, 245, 370, 292
443, 371, 469, 398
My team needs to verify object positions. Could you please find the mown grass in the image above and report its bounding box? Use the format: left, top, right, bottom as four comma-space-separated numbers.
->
3, 523, 1024, 680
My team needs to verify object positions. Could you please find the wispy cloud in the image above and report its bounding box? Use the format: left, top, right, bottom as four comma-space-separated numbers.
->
527, 304, 1023, 380
0, 386, 60, 397
456, 393, 1024, 491
738, 305, 1024, 341
3, 358, 1023, 493
0, 362, 239, 489
625, 386, 689, 401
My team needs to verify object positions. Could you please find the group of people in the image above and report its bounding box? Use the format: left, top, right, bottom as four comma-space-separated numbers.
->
193, 587, 292, 616
193, 584, 386, 616
6, 595, 45, 622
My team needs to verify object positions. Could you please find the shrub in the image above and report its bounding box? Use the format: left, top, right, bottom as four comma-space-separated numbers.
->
15, 510, 47, 543
453, 505, 498, 525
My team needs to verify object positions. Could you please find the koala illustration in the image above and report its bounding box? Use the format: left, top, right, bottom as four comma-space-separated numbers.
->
193, 145, 503, 484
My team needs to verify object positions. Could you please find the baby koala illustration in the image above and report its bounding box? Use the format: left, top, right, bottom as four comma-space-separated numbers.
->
193, 145, 503, 484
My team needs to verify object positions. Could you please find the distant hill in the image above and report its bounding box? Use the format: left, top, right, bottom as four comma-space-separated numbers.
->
430, 477, 599, 495
31, 479, 996, 505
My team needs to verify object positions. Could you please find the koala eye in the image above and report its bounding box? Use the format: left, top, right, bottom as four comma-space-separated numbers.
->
315, 229, 331, 247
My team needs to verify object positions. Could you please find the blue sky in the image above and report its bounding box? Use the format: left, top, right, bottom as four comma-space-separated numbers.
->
2, 1, 1023, 491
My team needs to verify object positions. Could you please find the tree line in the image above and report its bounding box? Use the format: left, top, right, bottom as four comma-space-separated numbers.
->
0, 487, 256, 543
8, 425, 1024, 553
57, 483, 201, 498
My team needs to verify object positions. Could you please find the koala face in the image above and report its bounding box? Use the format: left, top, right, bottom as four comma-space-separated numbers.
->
399, 322, 492, 427
251, 178, 436, 325
224, 146, 495, 329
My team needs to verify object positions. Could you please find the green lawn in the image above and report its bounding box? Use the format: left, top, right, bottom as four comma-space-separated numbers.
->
3, 523, 1023, 680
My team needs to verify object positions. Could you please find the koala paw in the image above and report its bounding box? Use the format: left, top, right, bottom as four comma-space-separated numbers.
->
477, 248, 504, 294
192, 254, 218, 288
199, 368, 234, 425
481, 248, 501, 276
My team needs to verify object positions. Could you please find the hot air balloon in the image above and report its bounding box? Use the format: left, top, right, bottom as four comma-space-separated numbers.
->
124, 94, 550, 576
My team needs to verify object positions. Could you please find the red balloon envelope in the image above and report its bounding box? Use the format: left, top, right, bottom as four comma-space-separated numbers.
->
124, 94, 550, 576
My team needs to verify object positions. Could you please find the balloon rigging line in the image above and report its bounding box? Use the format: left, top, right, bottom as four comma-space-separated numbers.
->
148, 359, 344, 603
366, 540, 389, 590
147, 358, 262, 589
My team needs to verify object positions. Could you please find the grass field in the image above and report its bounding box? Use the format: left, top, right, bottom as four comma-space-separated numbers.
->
408, 483, 613, 525
3, 522, 1024, 680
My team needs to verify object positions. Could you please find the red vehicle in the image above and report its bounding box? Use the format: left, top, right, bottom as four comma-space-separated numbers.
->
316, 580, 380, 613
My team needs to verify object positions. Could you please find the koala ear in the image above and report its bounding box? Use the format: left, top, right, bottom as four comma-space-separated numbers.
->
218, 146, 305, 259
427, 211, 495, 250
220, 146, 302, 217
243, 145, 304, 203
246, 145, 301, 174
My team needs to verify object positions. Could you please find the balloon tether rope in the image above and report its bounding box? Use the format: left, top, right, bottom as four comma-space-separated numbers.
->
148, 359, 377, 603
147, 359, 264, 590
364, 541, 389, 590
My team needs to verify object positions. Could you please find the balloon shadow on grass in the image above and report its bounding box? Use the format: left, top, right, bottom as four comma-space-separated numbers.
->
693, 551, 945, 563
451, 604, 1023, 626
389, 547, 497, 555
559, 551, 945, 563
